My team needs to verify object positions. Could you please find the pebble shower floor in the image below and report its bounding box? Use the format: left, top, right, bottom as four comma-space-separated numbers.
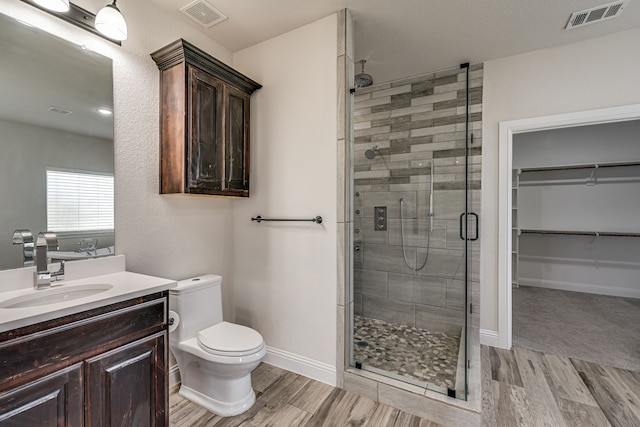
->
353, 315, 460, 389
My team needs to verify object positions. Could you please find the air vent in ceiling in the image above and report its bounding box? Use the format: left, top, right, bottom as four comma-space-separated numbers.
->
180, 0, 228, 28
47, 106, 73, 115
566, 0, 629, 29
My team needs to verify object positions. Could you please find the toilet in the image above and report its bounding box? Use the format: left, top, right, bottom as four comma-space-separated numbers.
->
168, 275, 266, 417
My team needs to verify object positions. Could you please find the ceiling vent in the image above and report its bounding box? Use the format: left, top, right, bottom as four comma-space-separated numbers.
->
47, 106, 73, 115
566, 0, 629, 29
180, 0, 228, 28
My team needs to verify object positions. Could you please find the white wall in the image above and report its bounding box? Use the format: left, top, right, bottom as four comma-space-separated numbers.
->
518, 233, 640, 298
517, 168, 640, 232
513, 120, 640, 169
2, 1, 340, 381
231, 15, 338, 382
482, 27, 640, 335
1, 0, 237, 317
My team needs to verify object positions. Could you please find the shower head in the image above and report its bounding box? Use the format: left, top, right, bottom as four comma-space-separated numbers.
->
364, 146, 379, 159
354, 60, 373, 88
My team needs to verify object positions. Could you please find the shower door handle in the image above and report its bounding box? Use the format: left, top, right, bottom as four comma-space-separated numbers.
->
459, 212, 479, 241
469, 212, 479, 241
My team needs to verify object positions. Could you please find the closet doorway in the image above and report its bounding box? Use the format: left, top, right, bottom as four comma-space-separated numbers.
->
497, 104, 640, 371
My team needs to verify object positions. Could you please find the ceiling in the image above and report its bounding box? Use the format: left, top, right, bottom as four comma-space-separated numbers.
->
4, 0, 639, 139
150, 0, 640, 83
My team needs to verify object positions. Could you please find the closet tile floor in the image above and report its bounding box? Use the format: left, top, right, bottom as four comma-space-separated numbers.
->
513, 286, 640, 371
353, 315, 460, 389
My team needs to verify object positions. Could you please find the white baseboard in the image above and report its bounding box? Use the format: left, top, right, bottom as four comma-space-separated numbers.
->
167, 347, 336, 388
169, 364, 180, 388
263, 346, 337, 387
480, 329, 500, 347
519, 277, 640, 299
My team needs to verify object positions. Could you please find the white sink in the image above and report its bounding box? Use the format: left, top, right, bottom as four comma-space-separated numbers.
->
0, 258, 177, 333
0, 283, 113, 309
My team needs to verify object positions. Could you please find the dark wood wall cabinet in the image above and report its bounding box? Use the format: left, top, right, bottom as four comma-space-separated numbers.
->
0, 292, 168, 426
151, 39, 261, 197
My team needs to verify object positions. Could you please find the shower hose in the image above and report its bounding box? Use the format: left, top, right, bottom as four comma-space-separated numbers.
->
399, 198, 429, 272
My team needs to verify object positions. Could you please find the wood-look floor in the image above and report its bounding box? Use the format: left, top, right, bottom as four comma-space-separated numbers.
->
169, 363, 443, 426
170, 347, 640, 426
482, 346, 640, 427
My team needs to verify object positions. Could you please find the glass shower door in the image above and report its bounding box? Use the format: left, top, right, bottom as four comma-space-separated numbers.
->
350, 63, 480, 400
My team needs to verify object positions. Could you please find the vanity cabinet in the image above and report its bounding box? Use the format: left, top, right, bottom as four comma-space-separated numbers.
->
0, 292, 168, 426
0, 364, 83, 426
86, 334, 165, 426
151, 39, 261, 197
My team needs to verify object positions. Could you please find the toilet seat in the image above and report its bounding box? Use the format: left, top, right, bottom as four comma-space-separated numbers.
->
197, 321, 264, 357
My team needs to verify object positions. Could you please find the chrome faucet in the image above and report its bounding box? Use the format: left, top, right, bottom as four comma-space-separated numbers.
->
12, 229, 35, 267
77, 237, 98, 255
34, 232, 65, 289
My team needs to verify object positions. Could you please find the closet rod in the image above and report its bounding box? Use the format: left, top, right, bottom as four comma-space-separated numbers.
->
520, 229, 640, 238
520, 161, 640, 173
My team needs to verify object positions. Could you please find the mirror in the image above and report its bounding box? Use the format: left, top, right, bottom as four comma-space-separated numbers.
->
0, 11, 114, 270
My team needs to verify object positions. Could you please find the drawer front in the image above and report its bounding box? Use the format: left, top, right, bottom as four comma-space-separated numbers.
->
0, 295, 166, 392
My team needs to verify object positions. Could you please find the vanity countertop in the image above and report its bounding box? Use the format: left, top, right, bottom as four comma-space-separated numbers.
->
0, 257, 176, 333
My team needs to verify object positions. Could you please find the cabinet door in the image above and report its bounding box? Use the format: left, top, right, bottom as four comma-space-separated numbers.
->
187, 66, 224, 193
0, 364, 82, 427
85, 333, 167, 427
224, 85, 251, 195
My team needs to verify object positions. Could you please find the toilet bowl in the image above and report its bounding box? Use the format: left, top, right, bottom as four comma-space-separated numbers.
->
169, 275, 266, 416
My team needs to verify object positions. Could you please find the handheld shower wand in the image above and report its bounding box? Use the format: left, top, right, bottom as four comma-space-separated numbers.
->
429, 163, 434, 232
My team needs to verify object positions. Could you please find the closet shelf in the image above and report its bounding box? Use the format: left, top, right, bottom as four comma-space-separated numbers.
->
519, 160, 640, 173
519, 229, 640, 238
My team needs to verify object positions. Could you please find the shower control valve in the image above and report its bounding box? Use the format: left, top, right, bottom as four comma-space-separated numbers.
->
374, 206, 387, 231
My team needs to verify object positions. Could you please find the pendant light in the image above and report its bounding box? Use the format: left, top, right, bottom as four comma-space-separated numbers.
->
95, 0, 128, 41
32, 0, 70, 13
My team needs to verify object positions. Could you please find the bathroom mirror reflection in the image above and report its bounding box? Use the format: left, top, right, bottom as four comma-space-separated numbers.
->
0, 12, 114, 270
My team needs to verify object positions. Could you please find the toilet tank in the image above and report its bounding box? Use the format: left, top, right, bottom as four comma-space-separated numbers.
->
169, 274, 223, 340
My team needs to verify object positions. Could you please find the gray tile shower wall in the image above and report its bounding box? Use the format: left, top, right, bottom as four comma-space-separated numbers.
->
352, 65, 483, 332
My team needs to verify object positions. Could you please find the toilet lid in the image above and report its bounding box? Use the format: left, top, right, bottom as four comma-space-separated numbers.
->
197, 322, 264, 356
